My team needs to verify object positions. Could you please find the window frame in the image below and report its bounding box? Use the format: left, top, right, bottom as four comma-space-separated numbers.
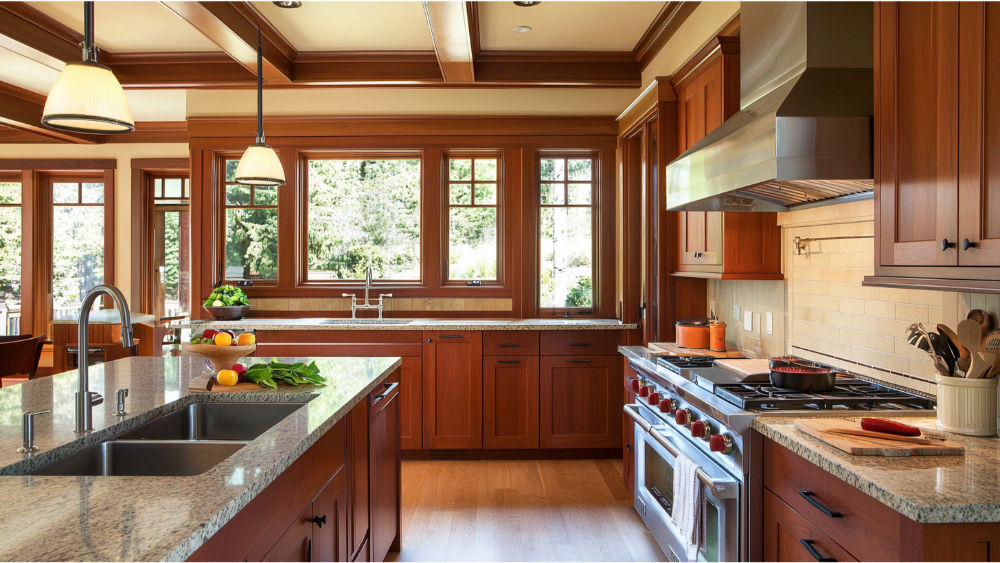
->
219, 156, 280, 285
443, 151, 504, 286
536, 152, 599, 318
300, 151, 424, 285
0, 174, 22, 335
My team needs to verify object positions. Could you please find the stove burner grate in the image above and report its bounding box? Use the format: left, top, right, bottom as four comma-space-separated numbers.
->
715, 378, 935, 411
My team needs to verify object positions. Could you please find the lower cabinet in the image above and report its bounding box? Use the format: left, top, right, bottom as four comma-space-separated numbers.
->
540, 356, 623, 448
369, 372, 401, 562
399, 356, 422, 451
310, 469, 350, 562
762, 489, 857, 563
422, 331, 483, 449
483, 355, 539, 449
347, 400, 369, 561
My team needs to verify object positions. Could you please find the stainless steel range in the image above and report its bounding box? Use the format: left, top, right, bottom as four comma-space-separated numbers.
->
623, 350, 935, 562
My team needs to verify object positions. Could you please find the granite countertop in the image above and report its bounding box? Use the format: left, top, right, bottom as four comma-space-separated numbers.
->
0, 355, 400, 561
176, 317, 638, 331
754, 417, 1000, 524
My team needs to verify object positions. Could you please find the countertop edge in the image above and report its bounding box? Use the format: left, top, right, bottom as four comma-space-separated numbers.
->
164, 357, 402, 562
176, 319, 639, 331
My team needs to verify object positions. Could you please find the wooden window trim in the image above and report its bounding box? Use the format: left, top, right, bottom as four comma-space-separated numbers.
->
536, 151, 600, 318
219, 155, 280, 286
442, 151, 504, 287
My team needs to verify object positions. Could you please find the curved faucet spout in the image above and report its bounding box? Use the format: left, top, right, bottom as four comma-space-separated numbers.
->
76, 284, 133, 433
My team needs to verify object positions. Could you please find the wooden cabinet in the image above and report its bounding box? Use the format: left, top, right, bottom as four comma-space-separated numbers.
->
346, 401, 369, 561
311, 469, 350, 563
763, 489, 857, 563
539, 356, 623, 448
679, 211, 723, 268
369, 373, 401, 563
422, 331, 483, 449
870, 2, 1000, 291
622, 359, 638, 496
399, 356, 422, 451
483, 355, 539, 449
261, 504, 315, 562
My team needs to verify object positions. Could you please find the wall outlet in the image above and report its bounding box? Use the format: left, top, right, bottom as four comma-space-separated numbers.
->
744, 311, 752, 331
733, 305, 741, 324
754, 313, 761, 334
766, 311, 773, 335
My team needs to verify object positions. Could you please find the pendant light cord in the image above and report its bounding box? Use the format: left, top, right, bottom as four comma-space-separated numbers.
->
83, 1, 95, 62
256, 28, 264, 145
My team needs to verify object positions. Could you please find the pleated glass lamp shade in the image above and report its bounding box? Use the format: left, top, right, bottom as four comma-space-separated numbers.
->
234, 143, 286, 186
42, 61, 135, 134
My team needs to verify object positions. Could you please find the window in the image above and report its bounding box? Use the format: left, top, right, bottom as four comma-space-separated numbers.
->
52, 179, 105, 316
447, 156, 499, 281
539, 156, 595, 311
0, 180, 20, 335
153, 176, 191, 316
224, 159, 278, 281
306, 158, 421, 281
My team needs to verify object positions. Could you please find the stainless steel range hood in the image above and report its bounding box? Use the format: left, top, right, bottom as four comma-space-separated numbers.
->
666, 2, 874, 212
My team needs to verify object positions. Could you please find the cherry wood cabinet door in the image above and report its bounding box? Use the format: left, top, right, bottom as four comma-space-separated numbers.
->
959, 2, 1000, 266
483, 355, 540, 449
763, 489, 858, 562
347, 401, 368, 560
539, 356, 623, 449
623, 359, 638, 496
311, 469, 349, 563
399, 356, 422, 451
370, 380, 401, 563
261, 504, 314, 563
878, 1, 960, 267
422, 331, 483, 449
679, 211, 723, 268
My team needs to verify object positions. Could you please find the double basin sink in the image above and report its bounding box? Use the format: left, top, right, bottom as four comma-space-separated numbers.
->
30, 402, 306, 477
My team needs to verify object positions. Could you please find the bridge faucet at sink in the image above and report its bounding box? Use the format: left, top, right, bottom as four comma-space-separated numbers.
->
342, 266, 393, 319
76, 284, 135, 433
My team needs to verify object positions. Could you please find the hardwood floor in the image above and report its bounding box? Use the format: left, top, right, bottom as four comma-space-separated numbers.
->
387, 459, 666, 562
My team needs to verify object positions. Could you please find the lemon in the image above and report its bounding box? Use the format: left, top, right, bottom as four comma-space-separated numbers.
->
217, 369, 239, 386
237, 333, 256, 346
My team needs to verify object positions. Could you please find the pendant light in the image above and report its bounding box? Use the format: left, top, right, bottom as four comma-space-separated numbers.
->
233, 29, 285, 187
42, 1, 134, 134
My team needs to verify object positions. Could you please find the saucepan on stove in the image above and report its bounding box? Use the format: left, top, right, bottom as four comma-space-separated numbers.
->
768, 357, 844, 392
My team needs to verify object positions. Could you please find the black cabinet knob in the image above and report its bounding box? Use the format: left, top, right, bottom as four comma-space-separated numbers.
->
310, 515, 326, 528
962, 238, 977, 251
940, 239, 955, 251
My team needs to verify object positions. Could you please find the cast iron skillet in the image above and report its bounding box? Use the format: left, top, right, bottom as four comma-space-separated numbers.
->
768, 357, 840, 393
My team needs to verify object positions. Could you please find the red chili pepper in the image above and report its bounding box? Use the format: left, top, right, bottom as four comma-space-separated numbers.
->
861, 418, 921, 437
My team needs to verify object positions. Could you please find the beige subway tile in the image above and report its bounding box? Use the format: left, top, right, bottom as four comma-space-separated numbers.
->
464, 299, 476, 311
486, 299, 496, 311
852, 315, 881, 334
864, 300, 896, 319
927, 307, 943, 325
878, 317, 911, 338
850, 284, 881, 301
444, 299, 455, 311
453, 299, 464, 311
895, 303, 928, 323
909, 290, 943, 307
432, 299, 444, 311
840, 298, 866, 315
852, 346, 909, 373
474, 299, 486, 311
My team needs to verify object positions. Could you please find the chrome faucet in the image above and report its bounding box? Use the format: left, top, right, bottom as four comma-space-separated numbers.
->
17, 410, 49, 453
342, 266, 392, 319
76, 285, 134, 433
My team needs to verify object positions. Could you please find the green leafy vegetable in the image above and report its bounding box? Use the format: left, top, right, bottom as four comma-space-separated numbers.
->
246, 359, 326, 389
204, 285, 250, 307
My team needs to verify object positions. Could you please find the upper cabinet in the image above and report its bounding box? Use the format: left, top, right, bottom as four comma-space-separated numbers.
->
869, 2, 1000, 291
671, 37, 783, 281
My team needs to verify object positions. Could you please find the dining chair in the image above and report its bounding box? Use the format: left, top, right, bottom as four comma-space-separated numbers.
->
0, 334, 47, 386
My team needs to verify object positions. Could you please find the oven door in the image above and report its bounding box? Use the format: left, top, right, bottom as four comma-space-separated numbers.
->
626, 404, 741, 562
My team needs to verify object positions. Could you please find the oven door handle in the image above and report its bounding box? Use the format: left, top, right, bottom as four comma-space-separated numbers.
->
623, 404, 739, 499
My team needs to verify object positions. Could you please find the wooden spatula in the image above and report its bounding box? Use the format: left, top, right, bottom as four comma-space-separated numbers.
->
939, 324, 968, 358
959, 319, 986, 378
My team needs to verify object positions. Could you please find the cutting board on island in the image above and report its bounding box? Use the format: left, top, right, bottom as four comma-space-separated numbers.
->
716, 359, 771, 376
187, 374, 263, 393
648, 342, 745, 358
794, 418, 965, 457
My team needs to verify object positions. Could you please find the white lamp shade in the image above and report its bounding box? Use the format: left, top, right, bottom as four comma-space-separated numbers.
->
42, 61, 135, 134
234, 144, 286, 186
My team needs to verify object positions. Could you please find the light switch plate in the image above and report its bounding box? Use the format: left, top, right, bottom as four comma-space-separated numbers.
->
744, 311, 752, 331
733, 305, 741, 324
754, 313, 761, 334
766, 312, 773, 335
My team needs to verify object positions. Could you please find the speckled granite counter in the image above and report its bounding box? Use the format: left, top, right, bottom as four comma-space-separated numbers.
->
177, 317, 638, 332
0, 355, 400, 561
755, 417, 1000, 524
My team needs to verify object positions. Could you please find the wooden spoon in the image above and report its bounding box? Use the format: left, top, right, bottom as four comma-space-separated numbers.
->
958, 319, 986, 378
938, 324, 968, 358
972, 352, 997, 379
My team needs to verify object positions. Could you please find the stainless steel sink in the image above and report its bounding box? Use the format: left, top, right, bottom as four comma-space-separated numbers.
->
116, 402, 306, 442
30, 441, 246, 476
320, 319, 412, 325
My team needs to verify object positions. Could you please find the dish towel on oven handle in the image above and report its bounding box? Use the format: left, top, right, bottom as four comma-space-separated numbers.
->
671, 451, 704, 559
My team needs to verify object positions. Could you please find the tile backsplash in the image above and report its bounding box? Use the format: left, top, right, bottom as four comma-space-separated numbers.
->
709, 199, 999, 397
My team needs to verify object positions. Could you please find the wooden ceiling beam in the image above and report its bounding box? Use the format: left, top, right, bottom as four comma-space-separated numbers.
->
633, 1, 702, 70
107, 52, 256, 89
0, 81, 98, 144
0, 3, 82, 64
474, 51, 641, 87
422, 1, 476, 82
160, 1, 294, 84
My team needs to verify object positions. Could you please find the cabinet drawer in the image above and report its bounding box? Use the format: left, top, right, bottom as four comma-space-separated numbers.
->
483, 331, 539, 355
763, 489, 857, 563
764, 438, 902, 562
540, 330, 621, 356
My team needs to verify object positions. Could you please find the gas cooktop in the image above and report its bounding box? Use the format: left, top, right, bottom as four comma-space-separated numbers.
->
656, 355, 717, 370
714, 379, 936, 412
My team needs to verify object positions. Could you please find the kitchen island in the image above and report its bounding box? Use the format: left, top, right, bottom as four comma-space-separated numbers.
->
0, 355, 401, 562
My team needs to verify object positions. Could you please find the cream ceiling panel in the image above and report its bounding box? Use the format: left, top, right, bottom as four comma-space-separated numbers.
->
0, 48, 60, 95
27, 1, 222, 52
480, 1, 665, 51
250, 1, 433, 51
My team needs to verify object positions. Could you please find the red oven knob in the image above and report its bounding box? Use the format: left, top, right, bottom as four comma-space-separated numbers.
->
690, 420, 711, 441
658, 398, 674, 414
647, 392, 661, 406
631, 378, 640, 393
639, 385, 650, 398
710, 434, 734, 455
675, 409, 689, 426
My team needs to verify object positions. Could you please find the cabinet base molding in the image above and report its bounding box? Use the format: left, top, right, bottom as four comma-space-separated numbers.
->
864, 275, 1000, 294
402, 448, 619, 461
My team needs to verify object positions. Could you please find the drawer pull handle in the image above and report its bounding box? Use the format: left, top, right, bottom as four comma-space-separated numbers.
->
373, 382, 400, 404
799, 491, 842, 518
625, 444, 632, 451
440, 334, 463, 338
569, 343, 590, 347
310, 514, 326, 528
498, 360, 521, 364
569, 359, 590, 364
799, 539, 836, 562
499, 344, 521, 348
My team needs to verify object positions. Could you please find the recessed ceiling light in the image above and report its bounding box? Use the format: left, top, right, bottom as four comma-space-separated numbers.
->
514, 26, 532, 33
514, 1, 541, 6
273, 1, 301, 8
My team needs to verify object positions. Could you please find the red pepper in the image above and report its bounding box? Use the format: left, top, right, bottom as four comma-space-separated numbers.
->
861, 418, 921, 437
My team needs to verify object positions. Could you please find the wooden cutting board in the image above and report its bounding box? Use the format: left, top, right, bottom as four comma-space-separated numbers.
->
187, 374, 265, 393
794, 419, 965, 457
716, 359, 771, 376
648, 342, 745, 358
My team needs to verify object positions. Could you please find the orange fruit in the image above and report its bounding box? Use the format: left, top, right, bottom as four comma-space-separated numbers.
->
237, 333, 256, 346
214, 332, 233, 347
216, 369, 238, 386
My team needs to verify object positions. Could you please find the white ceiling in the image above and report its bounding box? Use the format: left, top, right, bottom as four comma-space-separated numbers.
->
0, 46, 61, 95
27, 1, 222, 52
250, 1, 434, 51
480, 1, 666, 51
